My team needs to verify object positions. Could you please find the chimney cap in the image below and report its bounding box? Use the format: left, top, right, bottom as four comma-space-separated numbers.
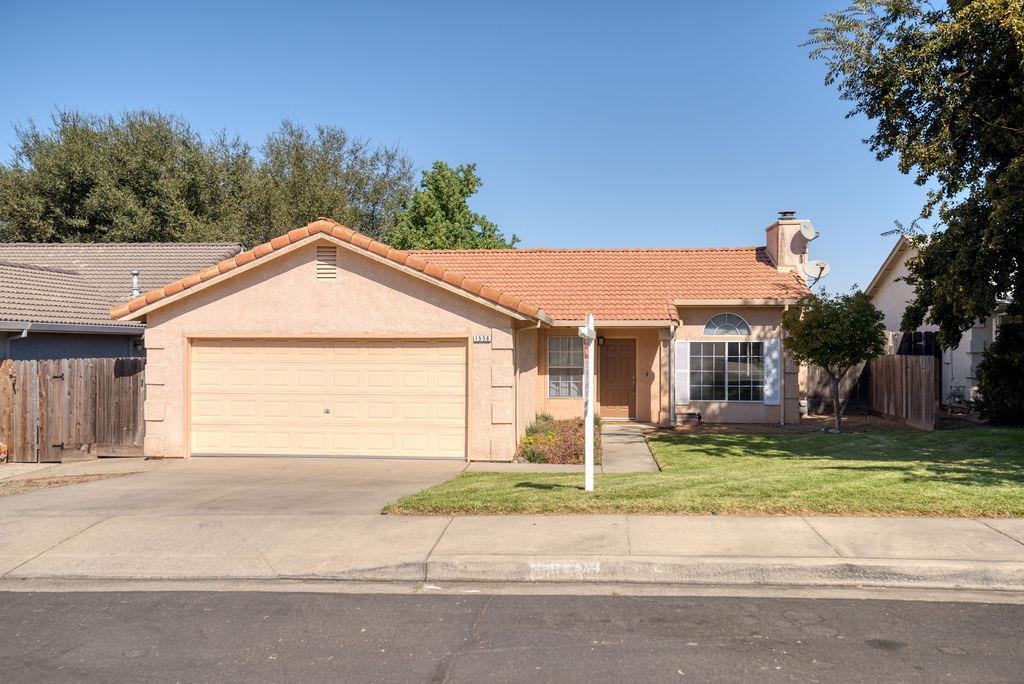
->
778, 210, 797, 220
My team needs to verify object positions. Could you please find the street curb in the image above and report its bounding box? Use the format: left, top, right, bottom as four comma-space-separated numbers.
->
7, 557, 1024, 593
424, 555, 1024, 592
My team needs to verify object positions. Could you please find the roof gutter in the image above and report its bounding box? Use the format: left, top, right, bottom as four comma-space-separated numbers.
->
672, 298, 802, 307
0, 321, 144, 336
551, 319, 674, 328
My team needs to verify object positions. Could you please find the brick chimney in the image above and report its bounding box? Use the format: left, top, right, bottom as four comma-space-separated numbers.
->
765, 210, 811, 280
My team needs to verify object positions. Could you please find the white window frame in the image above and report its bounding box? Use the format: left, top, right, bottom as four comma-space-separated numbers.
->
547, 336, 584, 398
702, 313, 751, 336
689, 341, 765, 403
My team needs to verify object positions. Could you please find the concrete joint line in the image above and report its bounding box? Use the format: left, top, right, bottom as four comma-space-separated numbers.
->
1, 515, 114, 579
800, 517, 845, 558
422, 517, 456, 581
977, 519, 1024, 548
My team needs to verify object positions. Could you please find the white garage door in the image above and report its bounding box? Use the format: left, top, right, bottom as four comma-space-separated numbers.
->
189, 339, 466, 458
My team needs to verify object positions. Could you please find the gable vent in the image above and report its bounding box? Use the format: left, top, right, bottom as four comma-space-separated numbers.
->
315, 245, 338, 280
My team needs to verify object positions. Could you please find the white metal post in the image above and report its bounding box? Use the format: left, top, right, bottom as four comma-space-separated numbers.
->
578, 313, 596, 492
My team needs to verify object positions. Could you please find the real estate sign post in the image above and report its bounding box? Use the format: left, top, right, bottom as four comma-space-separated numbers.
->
578, 313, 596, 492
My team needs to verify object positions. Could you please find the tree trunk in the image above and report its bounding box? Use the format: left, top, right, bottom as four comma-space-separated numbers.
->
830, 374, 842, 432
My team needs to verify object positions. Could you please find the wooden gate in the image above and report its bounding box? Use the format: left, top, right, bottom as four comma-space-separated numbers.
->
0, 358, 145, 463
868, 355, 939, 431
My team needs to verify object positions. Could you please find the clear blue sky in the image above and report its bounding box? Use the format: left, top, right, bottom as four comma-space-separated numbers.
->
0, 0, 927, 292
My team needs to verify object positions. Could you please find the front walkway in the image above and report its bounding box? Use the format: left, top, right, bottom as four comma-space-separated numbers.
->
466, 422, 660, 473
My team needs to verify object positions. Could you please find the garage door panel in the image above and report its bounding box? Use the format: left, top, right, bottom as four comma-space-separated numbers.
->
190, 339, 466, 457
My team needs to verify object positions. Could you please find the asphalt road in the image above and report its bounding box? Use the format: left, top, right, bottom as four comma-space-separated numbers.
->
1, 592, 1021, 683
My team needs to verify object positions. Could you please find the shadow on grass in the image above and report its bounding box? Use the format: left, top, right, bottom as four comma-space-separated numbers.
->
647, 429, 1024, 489
514, 481, 586, 491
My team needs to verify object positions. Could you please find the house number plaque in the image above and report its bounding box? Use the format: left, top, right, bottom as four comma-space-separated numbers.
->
472, 335, 492, 343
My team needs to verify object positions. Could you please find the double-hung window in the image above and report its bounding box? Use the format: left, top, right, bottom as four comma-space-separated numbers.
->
689, 341, 764, 401
547, 336, 584, 397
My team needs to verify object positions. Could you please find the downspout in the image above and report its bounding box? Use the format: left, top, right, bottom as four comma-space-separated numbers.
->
669, 321, 678, 427
4, 323, 31, 359
779, 304, 788, 426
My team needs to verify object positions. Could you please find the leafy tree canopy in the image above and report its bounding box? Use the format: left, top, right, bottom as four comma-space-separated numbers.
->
808, 0, 1024, 348
782, 290, 886, 429
247, 120, 413, 244
0, 110, 253, 242
0, 110, 414, 246
388, 162, 519, 250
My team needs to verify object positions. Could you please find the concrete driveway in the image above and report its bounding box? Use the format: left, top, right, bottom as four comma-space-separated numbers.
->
0, 457, 466, 516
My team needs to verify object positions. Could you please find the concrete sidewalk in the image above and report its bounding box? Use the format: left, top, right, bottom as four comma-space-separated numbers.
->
3, 512, 1023, 592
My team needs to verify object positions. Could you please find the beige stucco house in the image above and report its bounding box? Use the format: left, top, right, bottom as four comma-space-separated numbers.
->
866, 236, 1007, 405
112, 214, 810, 461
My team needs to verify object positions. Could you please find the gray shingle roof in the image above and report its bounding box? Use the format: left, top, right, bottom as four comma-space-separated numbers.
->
0, 242, 242, 328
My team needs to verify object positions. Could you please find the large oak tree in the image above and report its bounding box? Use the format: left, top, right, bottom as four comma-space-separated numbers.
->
809, 0, 1023, 347
0, 110, 414, 247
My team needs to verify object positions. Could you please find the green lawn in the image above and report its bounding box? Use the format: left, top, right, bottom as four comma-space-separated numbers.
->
384, 428, 1024, 516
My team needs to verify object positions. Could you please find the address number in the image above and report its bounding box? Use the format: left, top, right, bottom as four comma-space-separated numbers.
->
472, 335, 492, 343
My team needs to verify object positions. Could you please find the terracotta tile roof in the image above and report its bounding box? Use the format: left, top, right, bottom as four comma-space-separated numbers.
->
408, 247, 809, 321
1, 242, 241, 328
109, 220, 552, 323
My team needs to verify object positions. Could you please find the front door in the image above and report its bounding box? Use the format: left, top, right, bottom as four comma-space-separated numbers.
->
599, 338, 636, 419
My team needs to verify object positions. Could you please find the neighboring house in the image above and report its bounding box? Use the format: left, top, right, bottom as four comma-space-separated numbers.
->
112, 213, 811, 461
865, 236, 1007, 404
1, 243, 242, 360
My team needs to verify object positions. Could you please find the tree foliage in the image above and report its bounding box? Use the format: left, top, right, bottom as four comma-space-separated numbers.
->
808, 0, 1024, 348
974, 320, 1024, 426
246, 120, 413, 244
388, 162, 519, 250
0, 110, 254, 242
782, 290, 886, 430
0, 110, 414, 246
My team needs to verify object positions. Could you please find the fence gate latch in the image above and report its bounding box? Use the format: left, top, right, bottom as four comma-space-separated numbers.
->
52, 372, 64, 380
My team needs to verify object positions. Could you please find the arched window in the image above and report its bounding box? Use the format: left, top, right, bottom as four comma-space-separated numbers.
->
703, 313, 750, 336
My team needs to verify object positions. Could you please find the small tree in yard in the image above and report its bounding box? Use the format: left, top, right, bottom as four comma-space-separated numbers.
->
782, 291, 886, 431
974, 320, 1024, 427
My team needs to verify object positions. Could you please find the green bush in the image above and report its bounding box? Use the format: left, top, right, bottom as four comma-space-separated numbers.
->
516, 415, 601, 464
525, 412, 556, 436
974, 320, 1024, 426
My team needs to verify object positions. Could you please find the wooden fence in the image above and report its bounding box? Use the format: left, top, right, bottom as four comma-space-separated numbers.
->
805, 353, 939, 430
805, 361, 870, 415
868, 355, 939, 431
0, 358, 145, 463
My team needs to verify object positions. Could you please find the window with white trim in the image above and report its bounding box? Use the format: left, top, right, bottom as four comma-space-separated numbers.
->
547, 336, 583, 397
703, 313, 751, 336
689, 341, 764, 401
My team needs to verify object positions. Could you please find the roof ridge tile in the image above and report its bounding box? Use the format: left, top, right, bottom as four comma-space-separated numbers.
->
109, 220, 552, 323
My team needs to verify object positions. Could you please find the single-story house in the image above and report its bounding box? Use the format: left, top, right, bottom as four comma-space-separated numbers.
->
0, 242, 242, 360
866, 236, 1008, 404
112, 213, 811, 460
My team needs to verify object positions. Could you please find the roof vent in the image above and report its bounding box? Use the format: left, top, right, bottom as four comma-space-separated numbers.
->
778, 210, 797, 220
131, 270, 140, 297
315, 246, 337, 280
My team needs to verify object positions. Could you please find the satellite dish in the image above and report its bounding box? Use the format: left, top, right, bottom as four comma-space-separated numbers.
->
799, 220, 818, 241
803, 259, 831, 283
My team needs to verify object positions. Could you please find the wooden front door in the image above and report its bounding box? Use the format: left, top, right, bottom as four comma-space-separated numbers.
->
599, 339, 636, 419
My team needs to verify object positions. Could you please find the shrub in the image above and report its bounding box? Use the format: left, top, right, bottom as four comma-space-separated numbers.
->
974, 320, 1024, 426
525, 412, 556, 436
515, 415, 601, 464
